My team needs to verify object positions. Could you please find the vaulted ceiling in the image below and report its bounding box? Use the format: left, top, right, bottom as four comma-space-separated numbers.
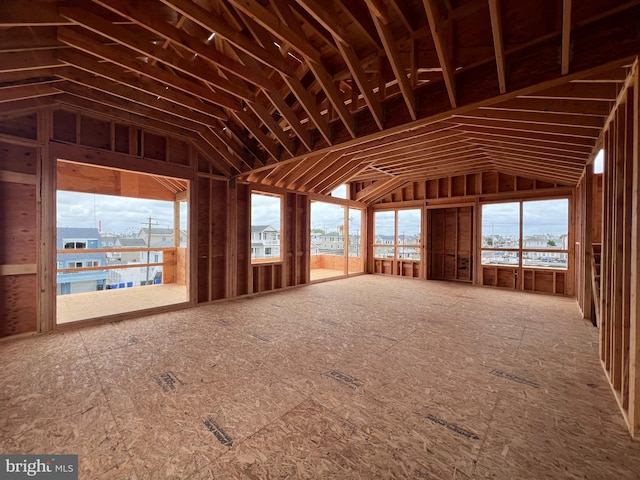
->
2, 0, 639, 202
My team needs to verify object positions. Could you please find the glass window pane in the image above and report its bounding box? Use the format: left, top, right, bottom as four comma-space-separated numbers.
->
397, 209, 421, 260
374, 246, 395, 258
251, 193, 281, 262
374, 211, 395, 245
481, 250, 520, 266
482, 202, 520, 248
523, 252, 568, 269
523, 199, 568, 251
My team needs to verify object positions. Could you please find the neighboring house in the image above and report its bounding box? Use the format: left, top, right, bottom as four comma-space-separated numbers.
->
524, 234, 566, 261
251, 225, 280, 259
110, 237, 164, 286
56, 227, 108, 295
137, 227, 187, 247
112, 237, 147, 264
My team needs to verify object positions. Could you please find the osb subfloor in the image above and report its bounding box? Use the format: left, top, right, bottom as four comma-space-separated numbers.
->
56, 284, 188, 324
2, 275, 639, 479
309, 268, 345, 281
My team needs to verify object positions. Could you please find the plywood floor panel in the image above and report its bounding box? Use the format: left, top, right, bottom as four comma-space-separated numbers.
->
0, 275, 638, 479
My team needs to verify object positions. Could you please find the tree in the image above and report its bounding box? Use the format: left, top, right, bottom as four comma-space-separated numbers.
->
547, 239, 557, 247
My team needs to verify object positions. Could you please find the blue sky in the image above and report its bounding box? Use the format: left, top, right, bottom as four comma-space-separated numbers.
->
58, 191, 568, 239
57, 191, 187, 235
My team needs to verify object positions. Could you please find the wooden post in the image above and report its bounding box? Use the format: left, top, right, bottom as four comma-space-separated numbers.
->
39, 108, 55, 333
628, 60, 640, 438
582, 163, 593, 322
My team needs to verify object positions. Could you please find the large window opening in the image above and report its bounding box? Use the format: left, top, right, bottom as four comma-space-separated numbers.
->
251, 192, 282, 263
310, 201, 363, 280
481, 198, 568, 269
56, 160, 189, 324
373, 208, 422, 277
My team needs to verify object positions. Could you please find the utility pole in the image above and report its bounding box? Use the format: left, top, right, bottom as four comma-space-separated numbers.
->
142, 216, 156, 285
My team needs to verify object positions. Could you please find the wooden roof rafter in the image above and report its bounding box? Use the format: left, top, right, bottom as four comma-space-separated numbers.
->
365, 0, 417, 120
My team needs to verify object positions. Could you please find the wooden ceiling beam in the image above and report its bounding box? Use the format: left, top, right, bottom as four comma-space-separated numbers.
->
291, 0, 349, 44
296, 0, 384, 130
340, 0, 382, 49
230, 108, 280, 162
562, 0, 573, 75
422, 0, 457, 108
0, 83, 60, 103
451, 124, 596, 147
366, 1, 417, 120
270, 0, 357, 138
59, 6, 254, 102
267, 154, 317, 183
465, 138, 588, 161
56, 66, 217, 126
463, 131, 592, 155
245, 99, 296, 157
387, 0, 417, 33
55, 93, 192, 140
227, 0, 322, 64
290, 151, 349, 191
522, 82, 620, 101
239, 15, 332, 146
57, 90, 244, 174
0, 98, 57, 116
482, 97, 612, 117
0, 50, 63, 73
237, 52, 313, 152
159, 0, 295, 77
57, 81, 203, 131
485, 152, 586, 172
57, 27, 239, 112
336, 40, 384, 130
0, 1, 70, 27
490, 165, 576, 186
458, 108, 604, 129
478, 146, 586, 168
487, 156, 582, 181
314, 157, 369, 194
488, 0, 506, 94
448, 117, 601, 139
215, 117, 266, 168
57, 49, 227, 121
92, 0, 271, 91
351, 125, 462, 159
355, 177, 407, 202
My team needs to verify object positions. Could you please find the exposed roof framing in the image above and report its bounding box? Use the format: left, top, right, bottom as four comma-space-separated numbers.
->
1, 0, 640, 200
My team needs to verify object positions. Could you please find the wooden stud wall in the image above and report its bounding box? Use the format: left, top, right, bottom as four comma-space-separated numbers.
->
373, 173, 573, 293
0, 107, 209, 337
0, 130, 39, 337
587, 60, 640, 438
375, 172, 565, 205
428, 206, 473, 282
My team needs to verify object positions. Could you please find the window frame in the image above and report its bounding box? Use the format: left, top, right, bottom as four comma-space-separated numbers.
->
250, 191, 283, 264
372, 208, 422, 261
480, 197, 569, 270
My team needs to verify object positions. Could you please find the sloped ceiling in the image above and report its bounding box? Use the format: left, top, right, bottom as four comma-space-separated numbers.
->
1, 0, 639, 200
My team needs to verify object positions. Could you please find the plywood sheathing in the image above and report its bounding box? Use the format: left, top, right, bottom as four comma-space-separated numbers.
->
1, 276, 639, 479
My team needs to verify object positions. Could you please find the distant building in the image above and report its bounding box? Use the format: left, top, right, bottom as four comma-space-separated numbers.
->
112, 237, 147, 264
310, 231, 362, 257
56, 227, 108, 295
251, 225, 280, 259
137, 227, 187, 247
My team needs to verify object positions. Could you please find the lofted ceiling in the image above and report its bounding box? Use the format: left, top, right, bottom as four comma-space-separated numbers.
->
1, 0, 639, 202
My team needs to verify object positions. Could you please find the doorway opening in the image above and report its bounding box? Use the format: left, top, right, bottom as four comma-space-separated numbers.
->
310, 201, 363, 281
